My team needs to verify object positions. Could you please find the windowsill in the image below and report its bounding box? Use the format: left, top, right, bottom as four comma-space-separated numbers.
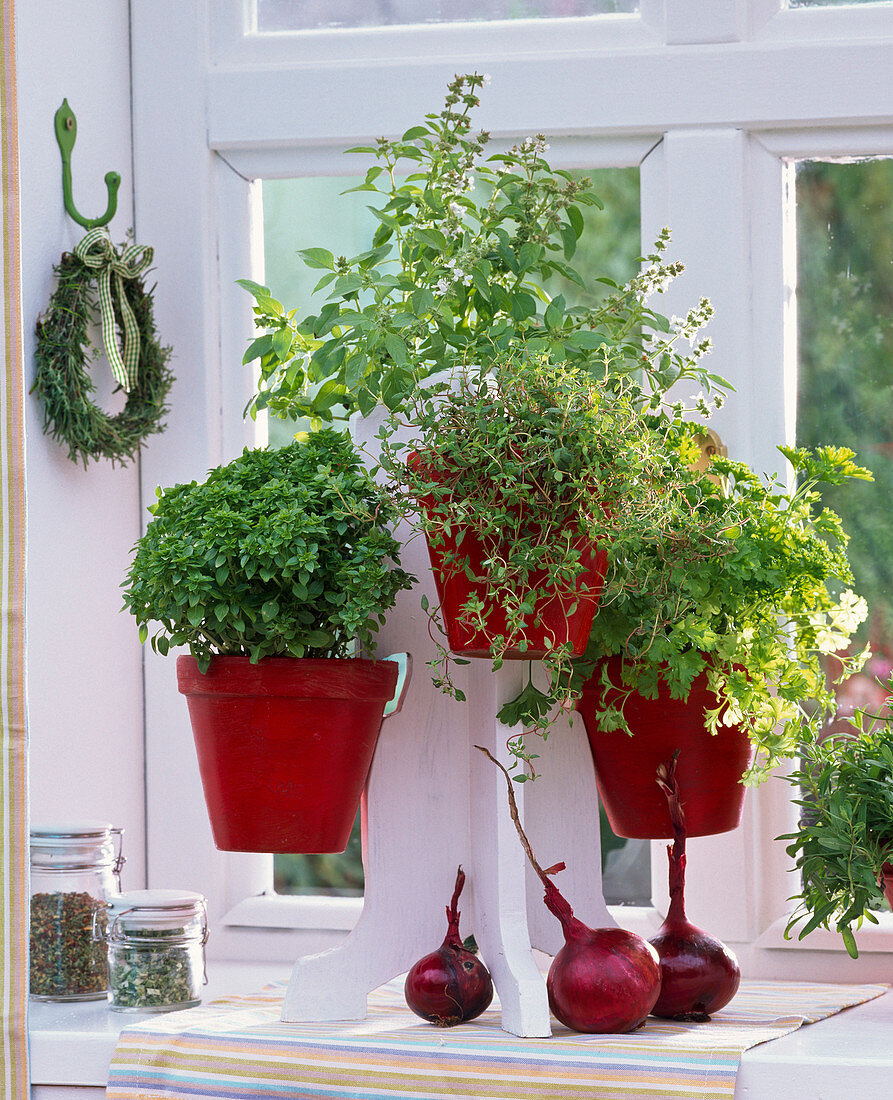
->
29, 960, 293, 1087
756, 911, 893, 953
30, 960, 893, 1094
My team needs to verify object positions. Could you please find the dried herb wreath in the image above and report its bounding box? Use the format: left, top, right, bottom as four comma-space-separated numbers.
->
33, 248, 173, 467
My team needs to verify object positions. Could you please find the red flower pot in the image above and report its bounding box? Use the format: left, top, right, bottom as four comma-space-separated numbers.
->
177, 655, 400, 854
576, 657, 754, 839
411, 455, 608, 659
882, 863, 893, 910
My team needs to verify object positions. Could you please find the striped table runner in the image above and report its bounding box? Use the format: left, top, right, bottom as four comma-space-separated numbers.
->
0, 1, 29, 1097
107, 978, 887, 1099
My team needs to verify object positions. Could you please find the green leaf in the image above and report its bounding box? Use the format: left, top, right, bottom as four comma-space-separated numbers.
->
414, 228, 447, 251
272, 327, 294, 362
236, 278, 271, 299
544, 294, 566, 331
298, 248, 335, 270
560, 223, 577, 260
384, 333, 409, 366
242, 333, 273, 365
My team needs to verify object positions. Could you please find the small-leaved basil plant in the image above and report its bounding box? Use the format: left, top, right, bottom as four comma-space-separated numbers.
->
122, 429, 414, 672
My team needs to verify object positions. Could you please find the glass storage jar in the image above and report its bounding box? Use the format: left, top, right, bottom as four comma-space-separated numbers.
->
102, 889, 208, 1013
29, 821, 125, 1001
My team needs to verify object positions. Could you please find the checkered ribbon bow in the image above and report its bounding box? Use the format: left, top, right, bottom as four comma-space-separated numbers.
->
74, 227, 154, 393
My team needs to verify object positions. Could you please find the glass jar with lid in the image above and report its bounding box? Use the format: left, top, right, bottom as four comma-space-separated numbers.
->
29, 821, 125, 1001
101, 889, 208, 1012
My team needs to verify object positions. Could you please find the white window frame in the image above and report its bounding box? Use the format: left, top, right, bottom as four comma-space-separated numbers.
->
130, 0, 893, 976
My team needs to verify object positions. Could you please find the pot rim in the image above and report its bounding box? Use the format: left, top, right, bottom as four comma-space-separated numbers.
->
176, 653, 400, 700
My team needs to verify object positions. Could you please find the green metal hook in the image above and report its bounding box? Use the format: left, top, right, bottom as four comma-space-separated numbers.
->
54, 99, 121, 229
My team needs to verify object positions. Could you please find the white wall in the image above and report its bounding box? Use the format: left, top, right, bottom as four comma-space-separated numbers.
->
17, 2, 146, 886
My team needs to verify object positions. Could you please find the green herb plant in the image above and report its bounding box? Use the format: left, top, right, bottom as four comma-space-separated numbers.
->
122, 429, 414, 672
239, 72, 722, 425
568, 444, 873, 783
379, 347, 715, 749
780, 680, 893, 957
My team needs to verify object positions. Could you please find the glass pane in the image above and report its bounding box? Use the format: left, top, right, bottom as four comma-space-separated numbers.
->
787, 1, 890, 8
795, 158, 893, 724
257, 1, 637, 33
262, 167, 648, 902
275, 811, 364, 896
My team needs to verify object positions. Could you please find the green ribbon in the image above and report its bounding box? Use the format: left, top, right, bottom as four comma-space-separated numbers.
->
73, 228, 154, 393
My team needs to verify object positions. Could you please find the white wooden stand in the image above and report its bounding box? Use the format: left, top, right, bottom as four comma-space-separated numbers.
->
280, 412, 615, 1036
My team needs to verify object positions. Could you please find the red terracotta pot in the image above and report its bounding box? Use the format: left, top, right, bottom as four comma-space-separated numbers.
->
412, 455, 608, 659
177, 655, 399, 854
882, 863, 893, 910
576, 657, 754, 839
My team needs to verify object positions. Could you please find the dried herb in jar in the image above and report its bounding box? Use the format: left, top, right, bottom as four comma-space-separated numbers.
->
109, 928, 200, 1009
30, 891, 108, 997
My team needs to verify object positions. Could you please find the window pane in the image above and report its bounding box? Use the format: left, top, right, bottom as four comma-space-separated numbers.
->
795, 158, 893, 720
787, 1, 890, 8
262, 167, 648, 902
257, 1, 637, 32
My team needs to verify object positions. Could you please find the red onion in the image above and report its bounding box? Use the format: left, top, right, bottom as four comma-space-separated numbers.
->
649, 753, 741, 1021
477, 746, 661, 1034
404, 866, 494, 1026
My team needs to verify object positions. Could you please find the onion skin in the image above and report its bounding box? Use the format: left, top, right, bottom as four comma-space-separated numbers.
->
477, 746, 662, 1034
650, 920, 740, 1021
649, 754, 741, 1021
544, 883, 661, 1033
404, 867, 494, 1026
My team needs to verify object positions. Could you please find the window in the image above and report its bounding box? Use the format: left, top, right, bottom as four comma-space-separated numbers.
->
255, 0, 638, 32
131, 0, 893, 972
795, 159, 893, 716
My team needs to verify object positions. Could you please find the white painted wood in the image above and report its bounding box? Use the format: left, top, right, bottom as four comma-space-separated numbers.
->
219, 135, 660, 182
664, 0, 749, 44
17, 0, 147, 886
208, 41, 893, 151
466, 662, 552, 1037
640, 129, 791, 944
523, 712, 616, 957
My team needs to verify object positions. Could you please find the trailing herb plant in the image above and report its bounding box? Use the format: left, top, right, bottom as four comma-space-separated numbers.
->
780, 682, 893, 958
379, 348, 712, 735
122, 429, 413, 672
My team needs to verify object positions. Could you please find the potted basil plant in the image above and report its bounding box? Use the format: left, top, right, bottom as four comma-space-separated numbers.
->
780, 682, 893, 958
122, 429, 414, 854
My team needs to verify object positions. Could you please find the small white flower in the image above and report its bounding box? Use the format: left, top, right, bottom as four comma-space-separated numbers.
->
436, 278, 451, 293
482, 74, 492, 85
